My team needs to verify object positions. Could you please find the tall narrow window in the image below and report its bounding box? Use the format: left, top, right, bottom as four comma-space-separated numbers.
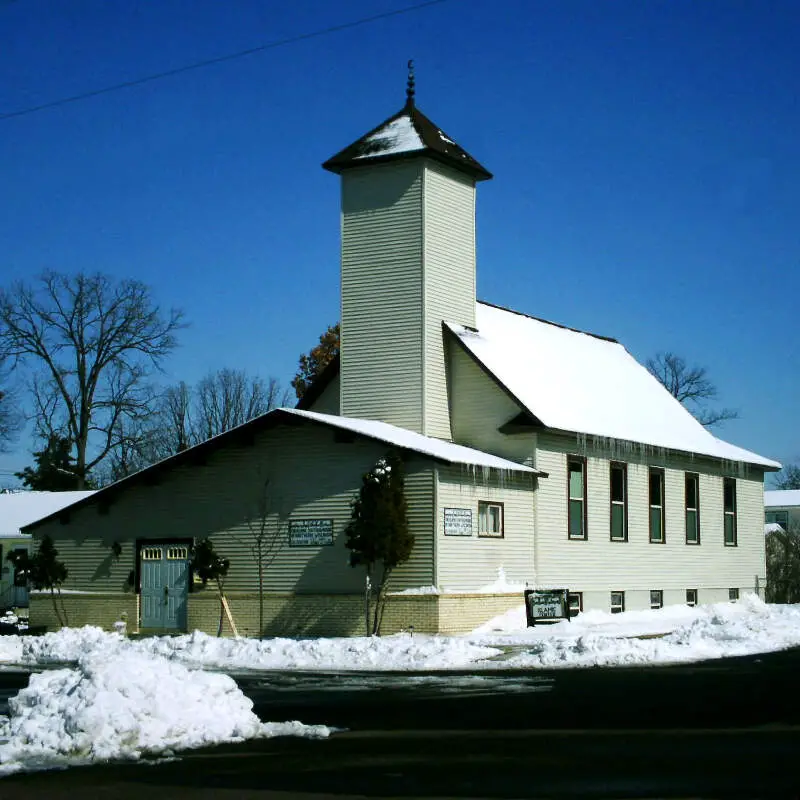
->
567, 456, 587, 540
649, 468, 665, 543
610, 462, 627, 541
723, 478, 737, 546
685, 473, 700, 544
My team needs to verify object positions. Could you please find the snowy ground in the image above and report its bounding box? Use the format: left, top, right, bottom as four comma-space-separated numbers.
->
0, 595, 799, 776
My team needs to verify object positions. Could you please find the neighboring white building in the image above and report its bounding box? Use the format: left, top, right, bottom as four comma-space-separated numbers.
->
0, 490, 95, 610
23, 81, 781, 635
764, 490, 800, 533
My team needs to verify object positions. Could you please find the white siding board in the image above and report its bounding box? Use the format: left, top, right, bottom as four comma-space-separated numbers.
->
341, 162, 423, 431
33, 423, 436, 597
423, 161, 476, 439
449, 343, 537, 463
308, 373, 340, 415
534, 432, 767, 608
436, 465, 536, 589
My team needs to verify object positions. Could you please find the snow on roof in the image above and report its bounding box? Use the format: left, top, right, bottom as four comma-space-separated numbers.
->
283, 408, 544, 475
0, 491, 96, 537
353, 114, 424, 159
765, 489, 800, 508
765, 522, 786, 535
447, 303, 779, 469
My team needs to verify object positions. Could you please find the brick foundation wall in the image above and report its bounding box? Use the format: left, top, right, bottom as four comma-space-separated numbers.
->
29, 592, 137, 632
28, 589, 524, 636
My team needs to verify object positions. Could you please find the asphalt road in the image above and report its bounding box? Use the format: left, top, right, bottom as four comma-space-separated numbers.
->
2, 648, 800, 798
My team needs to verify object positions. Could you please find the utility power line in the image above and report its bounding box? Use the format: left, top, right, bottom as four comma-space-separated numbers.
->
1, 0, 454, 122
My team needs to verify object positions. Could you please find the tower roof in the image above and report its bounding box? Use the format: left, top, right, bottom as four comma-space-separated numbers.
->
322, 102, 492, 181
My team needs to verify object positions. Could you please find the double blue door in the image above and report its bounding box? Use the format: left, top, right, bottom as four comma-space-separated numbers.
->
140, 544, 189, 630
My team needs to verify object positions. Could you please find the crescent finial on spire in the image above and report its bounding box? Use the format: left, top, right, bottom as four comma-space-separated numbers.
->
406, 59, 415, 108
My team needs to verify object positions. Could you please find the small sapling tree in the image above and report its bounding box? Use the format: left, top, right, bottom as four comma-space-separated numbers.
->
191, 538, 231, 636
8, 535, 69, 626
345, 452, 413, 635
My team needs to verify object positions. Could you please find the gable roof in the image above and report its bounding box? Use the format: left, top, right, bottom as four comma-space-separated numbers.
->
322, 102, 492, 182
765, 489, 800, 508
21, 408, 543, 532
0, 490, 95, 538
446, 302, 780, 469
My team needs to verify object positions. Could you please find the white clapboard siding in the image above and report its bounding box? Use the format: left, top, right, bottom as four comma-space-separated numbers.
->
341, 162, 424, 431
448, 341, 537, 462
308, 373, 340, 415
436, 465, 536, 590
534, 431, 766, 605
423, 160, 476, 439
34, 423, 435, 595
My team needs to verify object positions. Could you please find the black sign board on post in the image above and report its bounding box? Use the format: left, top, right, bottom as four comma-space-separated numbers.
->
524, 588, 570, 626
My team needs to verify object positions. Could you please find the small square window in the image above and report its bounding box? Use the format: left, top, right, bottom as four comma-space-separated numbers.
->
686, 589, 698, 607
568, 592, 583, 616
650, 590, 663, 610
729, 588, 739, 601
478, 502, 504, 538
610, 591, 625, 614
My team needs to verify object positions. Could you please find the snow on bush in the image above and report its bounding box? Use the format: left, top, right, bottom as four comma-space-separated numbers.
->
0, 650, 331, 776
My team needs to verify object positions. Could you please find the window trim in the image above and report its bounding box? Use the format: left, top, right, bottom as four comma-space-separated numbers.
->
685, 472, 700, 545
568, 591, 583, 617
686, 588, 698, 607
477, 500, 504, 539
723, 478, 737, 547
609, 461, 628, 542
650, 589, 663, 610
610, 590, 625, 614
567, 455, 588, 540
648, 467, 666, 544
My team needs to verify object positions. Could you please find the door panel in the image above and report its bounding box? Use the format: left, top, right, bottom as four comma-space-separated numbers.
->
139, 544, 189, 630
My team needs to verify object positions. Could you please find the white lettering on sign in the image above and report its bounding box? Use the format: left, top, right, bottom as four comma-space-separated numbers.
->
444, 508, 473, 536
288, 519, 334, 547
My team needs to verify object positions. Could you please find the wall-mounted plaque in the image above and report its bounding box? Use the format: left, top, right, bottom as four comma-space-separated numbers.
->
288, 519, 334, 547
444, 507, 473, 536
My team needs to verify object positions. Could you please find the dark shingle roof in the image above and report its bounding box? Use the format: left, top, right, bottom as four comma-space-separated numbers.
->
322, 101, 492, 181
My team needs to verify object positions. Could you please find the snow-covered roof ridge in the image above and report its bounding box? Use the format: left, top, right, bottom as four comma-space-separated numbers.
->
447, 302, 780, 469
765, 489, 800, 508
323, 104, 492, 181
283, 408, 544, 475
0, 490, 96, 537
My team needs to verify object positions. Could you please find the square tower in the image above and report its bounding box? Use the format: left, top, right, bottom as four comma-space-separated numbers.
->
323, 84, 491, 439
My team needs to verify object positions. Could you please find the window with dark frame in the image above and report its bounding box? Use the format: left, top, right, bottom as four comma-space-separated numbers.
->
723, 478, 737, 546
729, 588, 739, 601
610, 462, 628, 541
685, 473, 700, 544
766, 510, 789, 530
478, 501, 504, 538
686, 588, 698, 607
610, 591, 625, 614
649, 468, 665, 543
568, 592, 583, 616
650, 589, 663, 610
567, 456, 587, 540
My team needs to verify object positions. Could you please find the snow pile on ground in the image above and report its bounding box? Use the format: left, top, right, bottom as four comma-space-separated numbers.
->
0, 596, 798, 677
471, 595, 800, 668
0, 650, 331, 776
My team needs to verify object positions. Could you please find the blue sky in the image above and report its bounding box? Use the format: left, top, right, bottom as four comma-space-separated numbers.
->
1, 0, 797, 484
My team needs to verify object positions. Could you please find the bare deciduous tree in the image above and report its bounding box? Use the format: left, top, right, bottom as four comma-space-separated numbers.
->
0, 272, 185, 487
646, 352, 738, 429
774, 463, 800, 491
239, 475, 287, 636
194, 369, 289, 441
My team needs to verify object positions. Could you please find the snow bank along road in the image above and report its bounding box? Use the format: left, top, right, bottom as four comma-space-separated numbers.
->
1, 595, 800, 781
